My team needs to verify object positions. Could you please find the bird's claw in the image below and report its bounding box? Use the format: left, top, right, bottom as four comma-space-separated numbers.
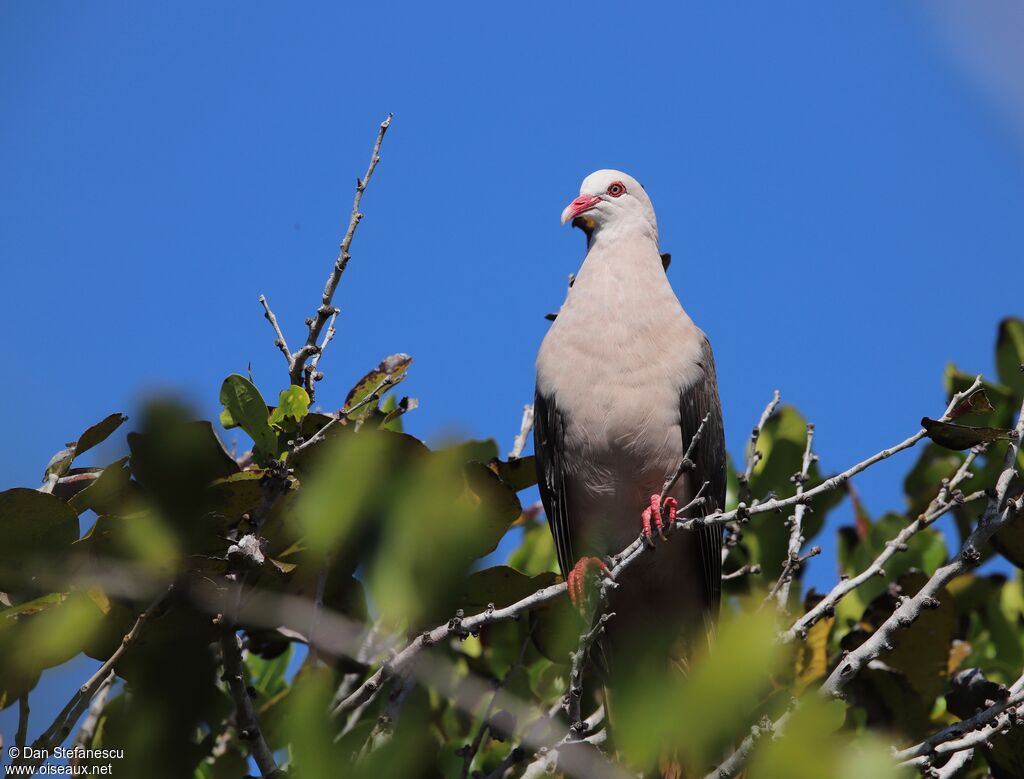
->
641, 494, 678, 544
567, 556, 610, 612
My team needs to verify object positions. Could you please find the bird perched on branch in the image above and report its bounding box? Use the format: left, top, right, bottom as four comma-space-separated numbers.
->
534, 169, 726, 750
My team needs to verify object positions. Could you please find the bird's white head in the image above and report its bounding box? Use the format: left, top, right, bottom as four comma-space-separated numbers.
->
560, 169, 657, 243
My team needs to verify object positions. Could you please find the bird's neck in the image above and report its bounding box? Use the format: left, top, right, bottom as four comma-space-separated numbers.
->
586, 215, 659, 252
567, 229, 678, 315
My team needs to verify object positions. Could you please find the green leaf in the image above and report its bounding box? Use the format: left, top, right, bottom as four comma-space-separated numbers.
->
76, 413, 128, 457
921, 417, 1014, 450
453, 566, 558, 613
0, 488, 80, 591
487, 455, 538, 492
246, 643, 293, 702
903, 444, 964, 518
70, 457, 136, 516
944, 364, 1016, 429
996, 317, 1024, 396
218, 375, 278, 455
507, 519, 559, 576
343, 353, 412, 419
269, 386, 310, 429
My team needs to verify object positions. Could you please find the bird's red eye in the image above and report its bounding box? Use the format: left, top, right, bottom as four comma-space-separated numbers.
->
607, 181, 626, 197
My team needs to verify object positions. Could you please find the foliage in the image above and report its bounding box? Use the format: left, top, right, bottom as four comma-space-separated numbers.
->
0, 316, 1020, 779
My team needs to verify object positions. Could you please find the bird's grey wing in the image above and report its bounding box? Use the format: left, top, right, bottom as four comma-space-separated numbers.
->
533, 388, 574, 578
682, 336, 727, 614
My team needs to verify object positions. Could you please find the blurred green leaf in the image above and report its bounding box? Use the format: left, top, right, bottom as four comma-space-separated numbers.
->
487, 455, 538, 492
617, 607, 787, 773
996, 317, 1024, 396
836, 513, 946, 629
507, 519, 559, 576
219, 374, 278, 455
903, 444, 964, 518
70, 457, 136, 516
246, 642, 293, 702
0, 488, 79, 591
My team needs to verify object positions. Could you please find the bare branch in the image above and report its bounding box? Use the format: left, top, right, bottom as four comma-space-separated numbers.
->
16, 695, 29, 751
933, 748, 974, 779
660, 412, 711, 502
781, 446, 985, 643
258, 294, 293, 368
460, 627, 535, 778
70, 674, 115, 766
894, 673, 1024, 769
291, 113, 393, 390
683, 376, 985, 535
218, 624, 278, 776
722, 564, 761, 582
818, 393, 1024, 701
737, 390, 780, 506
565, 613, 614, 732
509, 403, 535, 460
306, 307, 339, 386
13, 586, 174, 771
771, 423, 817, 610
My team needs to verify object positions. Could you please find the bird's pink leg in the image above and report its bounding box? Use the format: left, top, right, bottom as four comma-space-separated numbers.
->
567, 556, 610, 612
642, 494, 679, 543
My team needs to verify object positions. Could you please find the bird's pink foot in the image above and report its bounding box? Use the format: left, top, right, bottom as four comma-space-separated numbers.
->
641, 494, 678, 544
567, 556, 610, 612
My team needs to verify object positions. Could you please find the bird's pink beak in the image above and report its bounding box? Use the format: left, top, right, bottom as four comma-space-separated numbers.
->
560, 194, 601, 225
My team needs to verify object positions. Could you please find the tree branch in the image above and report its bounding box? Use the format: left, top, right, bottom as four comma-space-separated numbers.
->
893, 672, 1024, 769
14, 586, 174, 770
16, 695, 29, 752
509, 403, 535, 460
218, 623, 278, 776
737, 390, 780, 506
258, 294, 293, 369
290, 113, 393, 391
818, 393, 1024, 701
771, 423, 816, 610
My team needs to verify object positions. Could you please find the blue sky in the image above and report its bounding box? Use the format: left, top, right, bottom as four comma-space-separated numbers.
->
2, 1, 1023, 753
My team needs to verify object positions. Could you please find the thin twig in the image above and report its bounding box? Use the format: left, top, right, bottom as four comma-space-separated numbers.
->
722, 564, 761, 582
710, 392, 1024, 779
291, 113, 393, 391
934, 748, 974, 779
218, 624, 278, 776
565, 613, 614, 733
70, 674, 115, 765
258, 294, 293, 368
682, 376, 984, 537
16, 695, 29, 751
460, 627, 536, 778
509, 404, 535, 460
771, 423, 817, 610
307, 307, 339, 386
14, 586, 174, 770
819, 394, 1024, 701
780, 446, 984, 643
894, 673, 1024, 768
660, 412, 711, 502
737, 390, 781, 506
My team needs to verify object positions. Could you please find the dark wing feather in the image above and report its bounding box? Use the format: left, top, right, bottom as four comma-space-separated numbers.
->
682, 336, 727, 614
533, 389, 575, 578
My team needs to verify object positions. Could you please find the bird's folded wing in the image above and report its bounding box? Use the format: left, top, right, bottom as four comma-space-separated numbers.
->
682, 336, 727, 613
533, 388, 575, 579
